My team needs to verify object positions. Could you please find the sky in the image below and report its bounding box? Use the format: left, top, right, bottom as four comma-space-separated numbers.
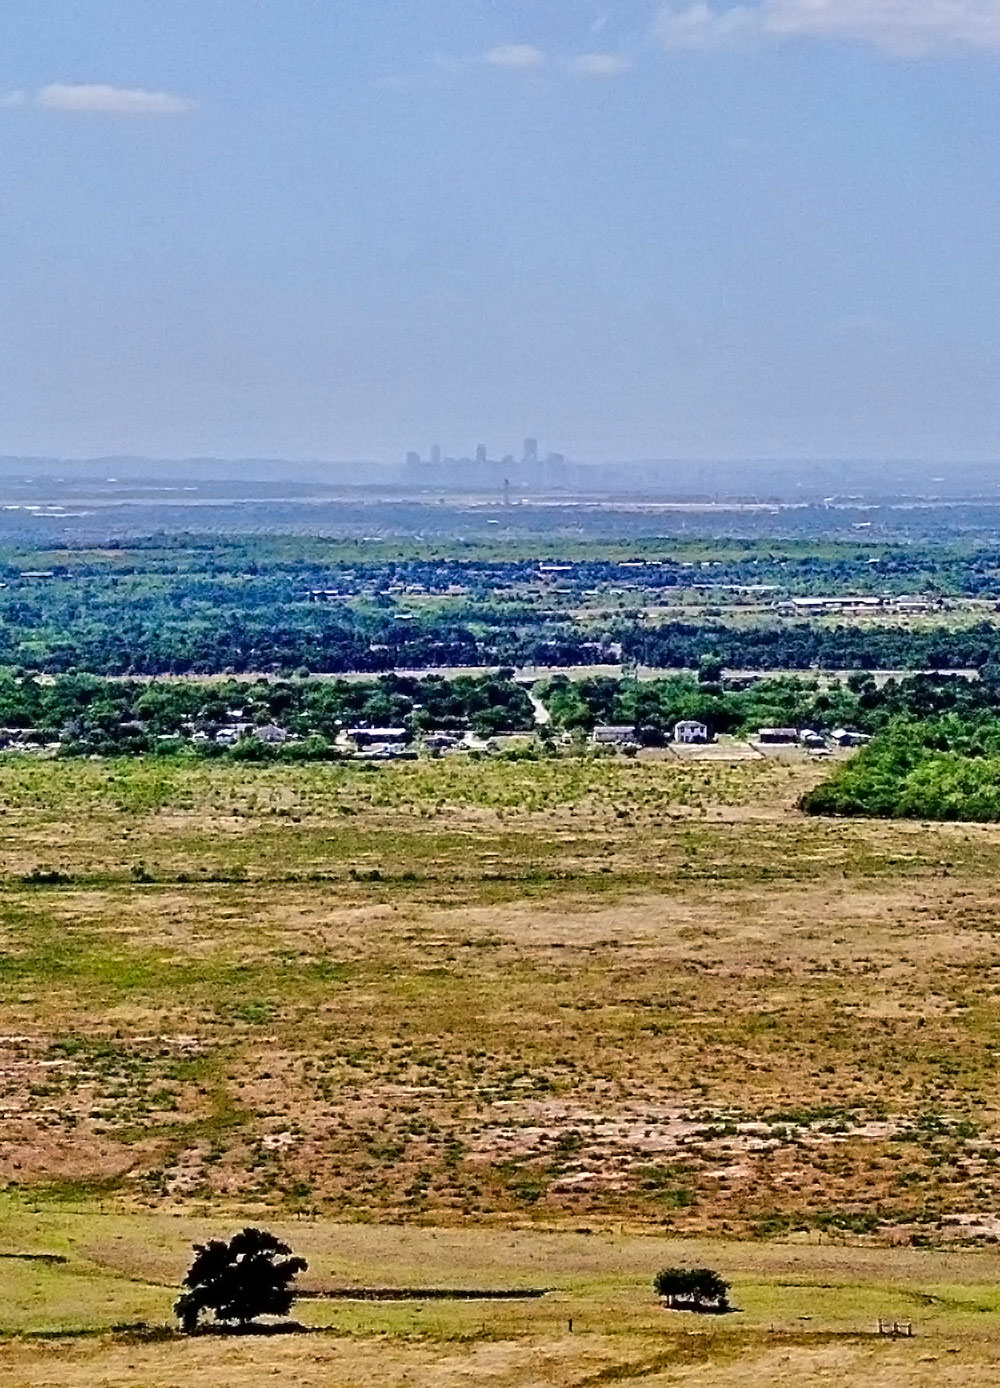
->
2, 1, 1000, 464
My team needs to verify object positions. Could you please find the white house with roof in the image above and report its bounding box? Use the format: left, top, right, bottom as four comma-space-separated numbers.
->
673, 720, 710, 744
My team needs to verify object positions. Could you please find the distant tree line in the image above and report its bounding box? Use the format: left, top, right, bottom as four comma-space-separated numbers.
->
622, 621, 1000, 674
3, 534, 1000, 676
6, 607, 1000, 678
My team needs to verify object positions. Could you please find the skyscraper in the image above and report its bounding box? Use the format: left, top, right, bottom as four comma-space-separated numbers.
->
523, 437, 539, 465
430, 444, 442, 468
476, 444, 487, 465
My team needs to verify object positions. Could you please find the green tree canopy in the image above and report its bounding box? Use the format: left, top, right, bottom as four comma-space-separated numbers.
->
653, 1266, 730, 1312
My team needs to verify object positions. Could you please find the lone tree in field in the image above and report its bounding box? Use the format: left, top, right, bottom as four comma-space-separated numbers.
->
654, 1266, 730, 1313
175, 1227, 307, 1333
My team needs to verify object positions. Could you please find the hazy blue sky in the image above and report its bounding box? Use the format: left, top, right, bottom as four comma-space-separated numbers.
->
3, 1, 1000, 463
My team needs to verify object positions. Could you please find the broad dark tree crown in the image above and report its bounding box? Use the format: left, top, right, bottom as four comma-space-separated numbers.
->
175, 1227, 307, 1333
653, 1266, 730, 1312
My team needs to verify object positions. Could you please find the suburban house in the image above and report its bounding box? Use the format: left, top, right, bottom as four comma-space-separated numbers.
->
347, 727, 410, 748
215, 723, 252, 746
673, 720, 710, 744
591, 724, 638, 747
831, 727, 871, 747
755, 727, 799, 745
255, 724, 292, 745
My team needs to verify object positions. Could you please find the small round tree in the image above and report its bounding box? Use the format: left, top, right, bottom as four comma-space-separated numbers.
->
654, 1266, 730, 1313
175, 1227, 308, 1333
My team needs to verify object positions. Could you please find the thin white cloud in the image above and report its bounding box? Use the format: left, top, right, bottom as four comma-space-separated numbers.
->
0, 90, 27, 108
571, 52, 634, 75
483, 44, 546, 69
657, 0, 1000, 54
35, 83, 196, 115
768, 0, 1000, 53
657, 3, 758, 49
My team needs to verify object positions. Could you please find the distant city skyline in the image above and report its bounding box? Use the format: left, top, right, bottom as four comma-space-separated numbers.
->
7, 450, 1000, 505
406, 437, 565, 466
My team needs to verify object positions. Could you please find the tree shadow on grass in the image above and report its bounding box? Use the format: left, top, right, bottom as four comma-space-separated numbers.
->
661, 1302, 741, 1317
190, 1320, 314, 1337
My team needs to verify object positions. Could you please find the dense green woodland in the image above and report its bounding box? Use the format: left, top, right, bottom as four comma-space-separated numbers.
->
623, 622, 1000, 673
2, 534, 1000, 674
803, 716, 1000, 822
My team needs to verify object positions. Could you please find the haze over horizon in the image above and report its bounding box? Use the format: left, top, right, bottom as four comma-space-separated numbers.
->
4, 1, 1000, 463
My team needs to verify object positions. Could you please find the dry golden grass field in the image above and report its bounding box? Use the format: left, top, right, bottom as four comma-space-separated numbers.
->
3, 751, 1000, 1383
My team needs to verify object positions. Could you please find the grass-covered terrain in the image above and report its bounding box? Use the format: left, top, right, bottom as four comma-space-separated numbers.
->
2, 752, 1000, 1227
5, 751, 1000, 1381
5, 1210, 1000, 1385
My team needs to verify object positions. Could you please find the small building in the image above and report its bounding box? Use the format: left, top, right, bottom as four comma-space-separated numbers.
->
0, 726, 39, 747
423, 732, 460, 751
255, 724, 291, 745
592, 725, 638, 747
354, 743, 418, 761
673, 720, 710, 744
830, 727, 870, 747
347, 727, 409, 748
786, 595, 883, 614
799, 729, 826, 749
756, 727, 799, 745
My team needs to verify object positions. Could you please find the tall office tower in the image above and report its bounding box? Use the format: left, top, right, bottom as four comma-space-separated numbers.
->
430, 444, 442, 468
544, 452, 567, 489
523, 437, 539, 464
405, 451, 421, 468
476, 443, 487, 465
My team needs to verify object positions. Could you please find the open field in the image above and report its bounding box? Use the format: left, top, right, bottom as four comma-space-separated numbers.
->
3, 753, 1000, 1230
5, 1212, 1000, 1384
4, 751, 1000, 1380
